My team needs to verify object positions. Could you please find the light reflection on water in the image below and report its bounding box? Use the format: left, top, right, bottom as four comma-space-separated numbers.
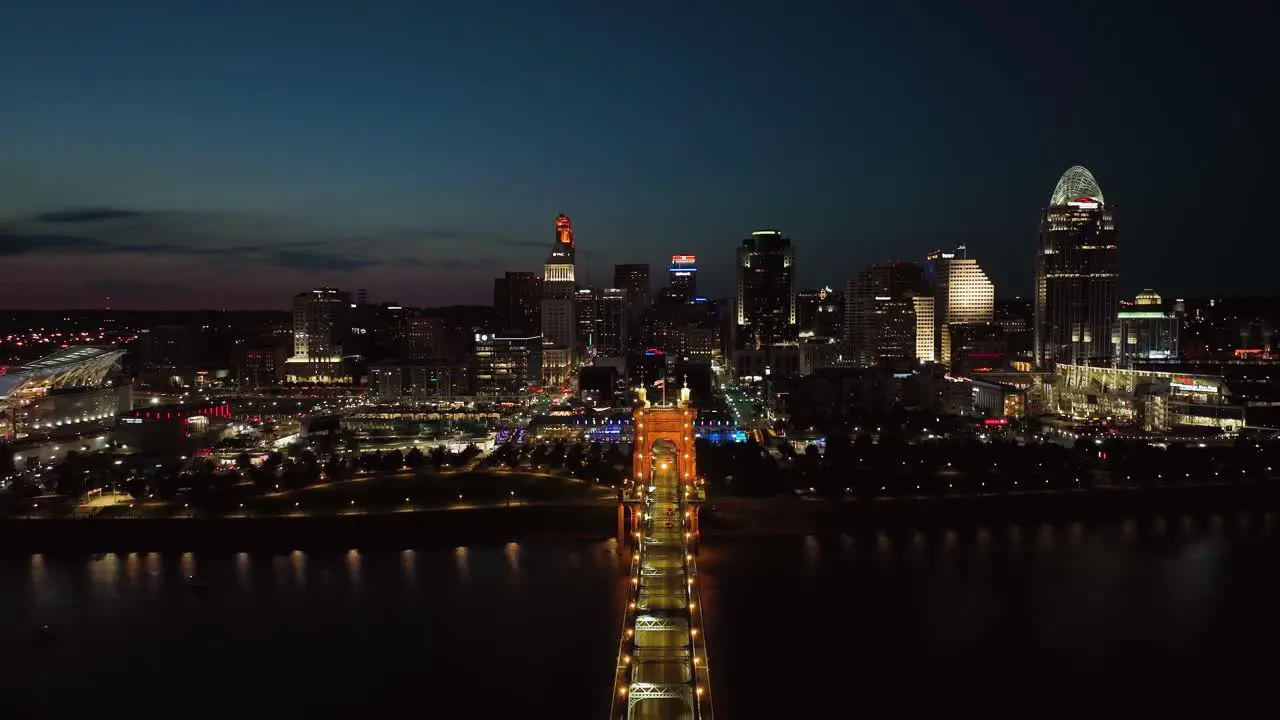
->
454, 545, 470, 582
802, 534, 820, 570
346, 549, 361, 589
2, 515, 1278, 717
235, 552, 250, 588
401, 549, 416, 586
290, 550, 306, 588
505, 542, 521, 574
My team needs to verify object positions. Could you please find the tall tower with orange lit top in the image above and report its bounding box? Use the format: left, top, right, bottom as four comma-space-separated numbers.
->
542, 214, 578, 380
555, 213, 574, 248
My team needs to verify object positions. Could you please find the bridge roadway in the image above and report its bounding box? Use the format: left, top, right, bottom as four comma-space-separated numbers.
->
610, 452, 713, 720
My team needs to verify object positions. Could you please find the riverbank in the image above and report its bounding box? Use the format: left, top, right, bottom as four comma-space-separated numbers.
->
6, 482, 1279, 553
702, 482, 1280, 536
0, 504, 619, 554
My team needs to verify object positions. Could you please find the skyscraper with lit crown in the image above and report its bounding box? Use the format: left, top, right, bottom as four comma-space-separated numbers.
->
1035, 166, 1118, 368
541, 214, 577, 381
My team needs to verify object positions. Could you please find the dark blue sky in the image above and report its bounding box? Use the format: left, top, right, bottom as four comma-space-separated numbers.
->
1, 1, 1274, 309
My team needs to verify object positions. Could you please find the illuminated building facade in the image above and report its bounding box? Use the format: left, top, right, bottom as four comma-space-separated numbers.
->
925, 246, 995, 366
0, 346, 128, 442
734, 230, 796, 350
913, 295, 937, 363
576, 287, 597, 355
368, 360, 468, 403
286, 287, 353, 383
470, 332, 542, 397
1035, 166, 1119, 368
541, 213, 578, 362
1053, 363, 1244, 432
1117, 290, 1180, 367
669, 255, 698, 301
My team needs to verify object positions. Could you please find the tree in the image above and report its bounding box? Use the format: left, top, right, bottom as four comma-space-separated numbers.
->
323, 456, 347, 483
405, 447, 425, 471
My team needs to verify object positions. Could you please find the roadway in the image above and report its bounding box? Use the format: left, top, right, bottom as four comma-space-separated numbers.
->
618, 449, 709, 720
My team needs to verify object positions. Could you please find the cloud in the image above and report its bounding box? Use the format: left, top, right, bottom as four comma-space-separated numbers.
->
31, 207, 144, 224
488, 238, 549, 249
263, 248, 380, 272
0, 230, 105, 255
0, 207, 530, 279
84, 278, 184, 293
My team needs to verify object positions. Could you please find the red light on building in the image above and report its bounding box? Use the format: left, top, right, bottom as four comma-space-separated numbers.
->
672, 254, 696, 265
555, 214, 573, 245
982, 418, 1008, 426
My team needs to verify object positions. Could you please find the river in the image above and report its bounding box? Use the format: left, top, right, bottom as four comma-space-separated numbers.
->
3, 513, 1277, 717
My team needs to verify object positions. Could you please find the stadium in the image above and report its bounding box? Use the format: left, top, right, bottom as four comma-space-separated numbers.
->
0, 346, 129, 442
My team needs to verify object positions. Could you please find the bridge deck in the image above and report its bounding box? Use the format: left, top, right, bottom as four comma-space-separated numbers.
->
611, 448, 712, 720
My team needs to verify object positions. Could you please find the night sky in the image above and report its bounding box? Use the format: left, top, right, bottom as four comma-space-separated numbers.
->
1, 1, 1274, 310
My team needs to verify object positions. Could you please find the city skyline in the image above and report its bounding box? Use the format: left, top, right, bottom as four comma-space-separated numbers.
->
1, 1, 1272, 309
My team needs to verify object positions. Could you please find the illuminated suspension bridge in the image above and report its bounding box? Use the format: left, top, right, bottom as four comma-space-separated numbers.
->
610, 384, 713, 720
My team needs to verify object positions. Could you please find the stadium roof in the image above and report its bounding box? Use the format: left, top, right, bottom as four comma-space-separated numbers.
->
0, 345, 125, 399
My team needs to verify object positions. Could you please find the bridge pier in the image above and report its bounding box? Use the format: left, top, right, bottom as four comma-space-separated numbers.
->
616, 502, 627, 555
689, 504, 701, 556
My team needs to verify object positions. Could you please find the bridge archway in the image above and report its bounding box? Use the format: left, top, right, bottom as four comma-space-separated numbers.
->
633, 405, 696, 488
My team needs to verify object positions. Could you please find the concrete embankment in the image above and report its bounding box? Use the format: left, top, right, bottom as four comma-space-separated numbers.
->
0, 504, 618, 554
6, 484, 1277, 553
702, 483, 1280, 536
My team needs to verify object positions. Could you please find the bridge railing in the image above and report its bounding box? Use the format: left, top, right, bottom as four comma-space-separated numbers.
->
609, 460, 712, 720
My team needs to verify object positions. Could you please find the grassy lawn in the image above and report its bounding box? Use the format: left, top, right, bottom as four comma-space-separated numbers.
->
82, 470, 614, 519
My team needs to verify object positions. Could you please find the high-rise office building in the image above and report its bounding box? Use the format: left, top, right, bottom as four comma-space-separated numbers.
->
845, 262, 924, 367
734, 230, 796, 351
796, 287, 842, 340
924, 246, 995, 365
406, 316, 445, 361
576, 287, 598, 355
995, 298, 1034, 359
493, 271, 542, 333
541, 214, 577, 348
669, 255, 698, 301
614, 264, 651, 306
541, 214, 577, 381
1035, 166, 1118, 368
913, 296, 937, 363
614, 263, 651, 352
470, 331, 542, 397
286, 287, 352, 382
596, 288, 628, 358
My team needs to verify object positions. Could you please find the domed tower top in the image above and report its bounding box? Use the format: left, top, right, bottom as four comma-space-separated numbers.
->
1049, 166, 1105, 207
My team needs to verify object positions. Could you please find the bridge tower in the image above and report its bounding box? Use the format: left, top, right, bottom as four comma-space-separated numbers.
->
617, 383, 704, 554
